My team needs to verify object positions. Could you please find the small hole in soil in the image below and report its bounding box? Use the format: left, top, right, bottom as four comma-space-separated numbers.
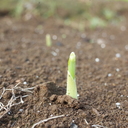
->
63, 101, 68, 104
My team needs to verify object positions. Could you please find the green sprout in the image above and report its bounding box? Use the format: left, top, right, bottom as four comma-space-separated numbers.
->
46, 34, 52, 47
66, 52, 78, 99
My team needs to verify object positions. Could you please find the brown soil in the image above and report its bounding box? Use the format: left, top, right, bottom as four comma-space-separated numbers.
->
0, 15, 128, 128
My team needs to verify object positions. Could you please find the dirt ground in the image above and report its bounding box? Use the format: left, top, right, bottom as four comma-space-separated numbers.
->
0, 13, 128, 128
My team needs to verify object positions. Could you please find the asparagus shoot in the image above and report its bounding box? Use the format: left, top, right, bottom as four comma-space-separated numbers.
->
66, 52, 77, 99
46, 34, 52, 47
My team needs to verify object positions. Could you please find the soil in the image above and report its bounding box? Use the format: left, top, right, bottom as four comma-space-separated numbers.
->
0, 15, 128, 128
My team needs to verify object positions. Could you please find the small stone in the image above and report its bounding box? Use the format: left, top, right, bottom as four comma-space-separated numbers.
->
97, 39, 104, 44
116, 68, 120, 72
36, 76, 39, 78
76, 42, 81, 49
125, 45, 128, 50
117, 74, 121, 77
50, 94, 57, 102
19, 109, 23, 112
16, 79, 21, 83
101, 43, 106, 48
56, 42, 63, 46
7, 111, 12, 115
108, 73, 112, 77
115, 53, 121, 58
104, 83, 107, 86
23, 81, 27, 84
77, 94, 79, 97
121, 26, 126, 31
70, 123, 78, 128
52, 35, 57, 40
51, 51, 57, 56
95, 58, 100, 62
116, 102, 121, 109
55, 49, 59, 53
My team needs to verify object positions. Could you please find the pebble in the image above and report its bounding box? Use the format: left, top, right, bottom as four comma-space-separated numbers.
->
51, 51, 57, 56
104, 83, 107, 86
56, 42, 63, 46
7, 111, 12, 115
76, 42, 81, 49
117, 74, 121, 78
101, 43, 106, 48
116, 102, 121, 109
121, 26, 126, 31
97, 39, 104, 44
77, 42, 81, 47
52, 35, 57, 40
50, 95, 57, 102
95, 58, 100, 62
125, 45, 128, 50
23, 81, 27, 85
16, 79, 21, 83
55, 49, 59, 53
19, 109, 23, 112
116, 68, 120, 72
36, 76, 39, 78
108, 73, 112, 77
70, 123, 78, 128
115, 53, 121, 58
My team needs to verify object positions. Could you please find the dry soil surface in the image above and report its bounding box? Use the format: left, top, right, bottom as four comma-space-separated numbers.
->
0, 16, 128, 128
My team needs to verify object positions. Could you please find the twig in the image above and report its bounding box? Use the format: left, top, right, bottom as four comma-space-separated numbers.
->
32, 115, 65, 128
92, 124, 107, 128
14, 87, 35, 93
0, 83, 35, 119
0, 87, 6, 99
84, 118, 89, 125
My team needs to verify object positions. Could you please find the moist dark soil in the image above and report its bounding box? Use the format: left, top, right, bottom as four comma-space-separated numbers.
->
0, 15, 128, 128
